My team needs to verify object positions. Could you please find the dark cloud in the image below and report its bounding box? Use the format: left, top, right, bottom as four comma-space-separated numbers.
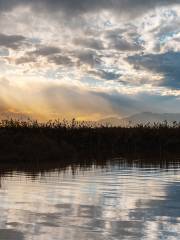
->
14, 46, 71, 66
109, 37, 143, 51
30, 45, 104, 68
15, 53, 73, 66
105, 27, 144, 51
88, 69, 121, 80
14, 55, 36, 65
95, 90, 180, 115
74, 38, 104, 50
0, 33, 27, 49
48, 55, 73, 66
77, 50, 102, 67
0, 229, 24, 240
128, 51, 180, 89
0, 0, 179, 17
30, 46, 61, 56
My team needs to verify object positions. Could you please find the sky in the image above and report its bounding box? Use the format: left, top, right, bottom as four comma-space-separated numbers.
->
0, 0, 180, 121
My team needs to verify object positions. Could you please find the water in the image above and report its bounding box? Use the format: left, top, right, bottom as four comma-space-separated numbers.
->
0, 160, 180, 240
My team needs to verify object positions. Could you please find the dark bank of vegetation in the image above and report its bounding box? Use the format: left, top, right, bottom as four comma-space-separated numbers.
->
0, 119, 180, 163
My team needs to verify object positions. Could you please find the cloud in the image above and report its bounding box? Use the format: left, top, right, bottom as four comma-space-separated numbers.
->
0, 33, 27, 49
0, 48, 9, 56
1, 76, 180, 121
76, 49, 102, 67
88, 69, 121, 80
0, 1, 180, 120
74, 38, 104, 50
127, 51, 180, 89
0, 77, 114, 120
48, 55, 73, 66
96, 90, 180, 115
0, 229, 24, 240
109, 36, 143, 51
105, 28, 144, 51
0, 0, 179, 18
14, 46, 71, 66
43, 85, 115, 120
30, 46, 61, 56
14, 55, 36, 65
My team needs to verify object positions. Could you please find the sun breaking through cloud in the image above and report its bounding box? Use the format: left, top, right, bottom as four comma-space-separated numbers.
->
0, 0, 180, 120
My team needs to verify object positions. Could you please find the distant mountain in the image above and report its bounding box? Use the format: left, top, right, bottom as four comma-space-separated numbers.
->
99, 112, 180, 126
0, 111, 31, 121
98, 117, 123, 126
124, 112, 180, 125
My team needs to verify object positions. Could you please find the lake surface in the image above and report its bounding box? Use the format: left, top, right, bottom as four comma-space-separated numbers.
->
0, 159, 180, 239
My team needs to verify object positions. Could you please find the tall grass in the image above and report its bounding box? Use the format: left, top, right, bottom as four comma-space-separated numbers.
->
0, 119, 180, 162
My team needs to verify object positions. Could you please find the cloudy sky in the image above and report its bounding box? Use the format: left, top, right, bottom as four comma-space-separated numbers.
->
0, 0, 180, 120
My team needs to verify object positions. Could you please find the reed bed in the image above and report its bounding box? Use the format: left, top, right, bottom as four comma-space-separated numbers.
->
0, 119, 180, 162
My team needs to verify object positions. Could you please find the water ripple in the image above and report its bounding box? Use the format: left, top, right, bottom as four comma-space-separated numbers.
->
0, 161, 180, 239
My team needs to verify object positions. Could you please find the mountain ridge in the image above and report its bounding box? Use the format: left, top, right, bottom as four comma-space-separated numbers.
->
98, 112, 180, 126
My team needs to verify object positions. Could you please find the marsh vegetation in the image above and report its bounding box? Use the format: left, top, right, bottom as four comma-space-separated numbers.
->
0, 119, 180, 163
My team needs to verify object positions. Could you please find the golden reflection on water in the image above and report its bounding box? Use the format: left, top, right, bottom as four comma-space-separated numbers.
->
0, 161, 180, 240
